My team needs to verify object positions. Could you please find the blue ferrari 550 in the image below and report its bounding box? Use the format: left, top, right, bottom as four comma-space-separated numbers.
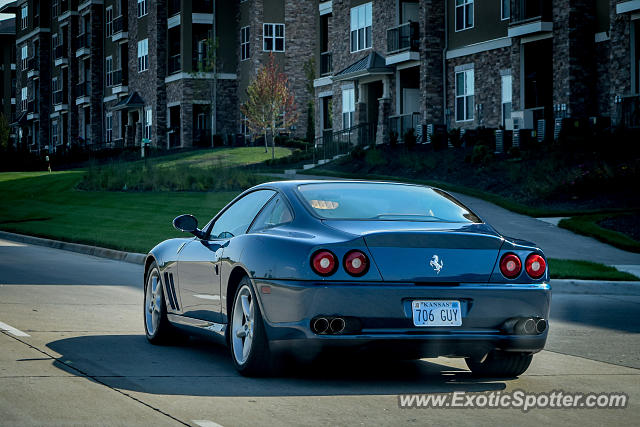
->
144, 180, 551, 376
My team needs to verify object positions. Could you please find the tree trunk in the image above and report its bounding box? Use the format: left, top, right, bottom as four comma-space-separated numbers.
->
264, 130, 268, 153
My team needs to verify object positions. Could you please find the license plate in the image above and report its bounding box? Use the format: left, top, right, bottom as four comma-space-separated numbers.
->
412, 300, 462, 327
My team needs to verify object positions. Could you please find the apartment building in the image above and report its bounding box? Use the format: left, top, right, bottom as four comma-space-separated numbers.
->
314, 0, 640, 144
0, 17, 16, 131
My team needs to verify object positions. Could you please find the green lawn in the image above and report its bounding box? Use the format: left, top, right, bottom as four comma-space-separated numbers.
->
558, 214, 640, 254
547, 258, 638, 281
148, 146, 292, 169
0, 171, 238, 253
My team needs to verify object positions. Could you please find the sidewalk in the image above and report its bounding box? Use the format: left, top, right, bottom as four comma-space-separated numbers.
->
271, 172, 640, 267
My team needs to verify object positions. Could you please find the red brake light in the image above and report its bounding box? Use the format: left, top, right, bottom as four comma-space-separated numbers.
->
500, 253, 522, 279
525, 254, 546, 279
311, 250, 337, 276
343, 250, 369, 277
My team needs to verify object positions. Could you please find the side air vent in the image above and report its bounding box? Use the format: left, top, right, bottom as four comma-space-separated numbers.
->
163, 272, 180, 311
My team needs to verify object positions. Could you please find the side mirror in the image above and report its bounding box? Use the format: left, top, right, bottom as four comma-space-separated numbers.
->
173, 214, 203, 238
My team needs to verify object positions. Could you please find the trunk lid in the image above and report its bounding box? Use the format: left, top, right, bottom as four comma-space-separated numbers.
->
324, 221, 504, 283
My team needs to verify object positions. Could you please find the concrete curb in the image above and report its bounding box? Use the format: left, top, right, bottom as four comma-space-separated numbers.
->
0, 231, 146, 265
551, 279, 640, 295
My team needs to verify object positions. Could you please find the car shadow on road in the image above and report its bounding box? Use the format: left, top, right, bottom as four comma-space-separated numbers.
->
47, 334, 508, 397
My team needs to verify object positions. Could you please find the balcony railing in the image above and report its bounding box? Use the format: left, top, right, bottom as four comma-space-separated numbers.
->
387, 21, 419, 54
168, 54, 181, 75
77, 33, 90, 49
55, 44, 67, 60
27, 57, 38, 71
53, 90, 65, 105
169, 0, 181, 16
27, 99, 38, 113
192, 0, 213, 14
77, 81, 91, 97
112, 69, 127, 86
113, 15, 126, 34
389, 112, 421, 140
511, 0, 552, 25
320, 51, 332, 76
33, 14, 40, 28
620, 95, 640, 129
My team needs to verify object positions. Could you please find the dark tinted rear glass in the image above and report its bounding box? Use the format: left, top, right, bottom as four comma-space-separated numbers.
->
297, 182, 480, 223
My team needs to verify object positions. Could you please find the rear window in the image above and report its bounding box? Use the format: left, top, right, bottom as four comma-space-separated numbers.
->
297, 182, 480, 223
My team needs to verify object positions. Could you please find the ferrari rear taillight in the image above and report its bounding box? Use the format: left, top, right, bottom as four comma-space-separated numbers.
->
311, 250, 338, 276
500, 253, 522, 279
525, 254, 546, 279
343, 250, 369, 277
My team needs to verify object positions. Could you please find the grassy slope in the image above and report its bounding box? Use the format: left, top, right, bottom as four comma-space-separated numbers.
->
0, 171, 237, 253
548, 258, 638, 281
558, 215, 640, 254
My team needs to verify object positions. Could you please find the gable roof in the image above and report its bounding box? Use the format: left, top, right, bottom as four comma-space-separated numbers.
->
333, 51, 393, 81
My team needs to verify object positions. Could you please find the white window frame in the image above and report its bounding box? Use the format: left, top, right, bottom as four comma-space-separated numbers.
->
21, 5, 28, 30
105, 112, 113, 143
263, 23, 285, 52
241, 26, 250, 61
137, 0, 147, 18
105, 56, 113, 87
21, 87, 28, 111
342, 87, 355, 130
350, 3, 372, 53
105, 7, 113, 38
137, 39, 149, 72
455, 68, 474, 122
144, 107, 152, 139
455, 0, 474, 32
501, 0, 510, 20
21, 45, 28, 70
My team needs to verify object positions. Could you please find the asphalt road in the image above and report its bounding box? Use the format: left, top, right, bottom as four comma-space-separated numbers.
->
1, 238, 639, 426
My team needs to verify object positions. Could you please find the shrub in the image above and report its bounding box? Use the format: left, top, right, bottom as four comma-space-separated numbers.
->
404, 128, 417, 149
365, 148, 386, 168
471, 144, 493, 165
389, 131, 398, 147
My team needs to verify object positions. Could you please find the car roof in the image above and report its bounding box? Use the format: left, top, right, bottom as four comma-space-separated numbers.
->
254, 179, 433, 191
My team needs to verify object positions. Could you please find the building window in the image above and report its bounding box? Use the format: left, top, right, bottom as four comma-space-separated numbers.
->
501, 0, 510, 20
342, 88, 355, 129
137, 39, 148, 72
21, 5, 28, 30
350, 3, 372, 52
106, 7, 113, 37
52, 1, 60, 18
455, 68, 474, 122
105, 56, 113, 86
501, 73, 512, 127
52, 120, 59, 146
263, 23, 284, 52
455, 0, 473, 31
241, 26, 250, 60
105, 113, 113, 143
137, 0, 147, 18
144, 107, 152, 139
21, 87, 28, 111
21, 45, 28, 70
241, 114, 249, 136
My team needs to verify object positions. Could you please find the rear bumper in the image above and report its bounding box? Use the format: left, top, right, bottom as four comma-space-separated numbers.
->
254, 279, 551, 358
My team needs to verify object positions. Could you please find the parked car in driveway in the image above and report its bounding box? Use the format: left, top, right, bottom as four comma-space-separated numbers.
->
144, 180, 551, 376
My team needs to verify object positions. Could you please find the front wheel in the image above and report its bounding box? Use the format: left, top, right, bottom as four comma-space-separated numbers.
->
465, 351, 533, 377
229, 277, 271, 376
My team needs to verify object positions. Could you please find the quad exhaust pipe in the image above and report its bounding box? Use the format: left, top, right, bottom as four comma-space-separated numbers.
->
312, 316, 347, 335
503, 317, 547, 335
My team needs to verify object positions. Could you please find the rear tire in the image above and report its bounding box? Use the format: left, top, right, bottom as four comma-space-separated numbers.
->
229, 277, 272, 376
465, 351, 533, 377
144, 263, 174, 344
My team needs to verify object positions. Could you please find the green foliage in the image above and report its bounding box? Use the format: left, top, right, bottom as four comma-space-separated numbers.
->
0, 113, 10, 151
403, 128, 417, 149
471, 144, 493, 165
548, 258, 639, 281
389, 131, 398, 147
448, 128, 462, 148
364, 149, 386, 168
559, 214, 640, 253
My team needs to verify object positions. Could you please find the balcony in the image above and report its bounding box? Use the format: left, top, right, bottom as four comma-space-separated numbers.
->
112, 16, 128, 42
389, 113, 421, 141
76, 33, 91, 58
616, 0, 640, 14
53, 90, 69, 111
112, 69, 128, 95
27, 58, 39, 79
619, 94, 640, 128
319, 0, 332, 16
27, 100, 39, 120
508, 0, 553, 38
169, 0, 181, 17
192, 0, 213, 14
53, 90, 64, 105
76, 81, 91, 105
168, 54, 181, 75
320, 51, 332, 76
55, 45, 69, 66
386, 21, 420, 65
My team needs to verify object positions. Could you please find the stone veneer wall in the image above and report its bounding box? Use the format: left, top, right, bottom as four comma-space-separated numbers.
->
447, 47, 511, 129
608, 2, 632, 123
419, 0, 445, 124
88, 5, 104, 145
